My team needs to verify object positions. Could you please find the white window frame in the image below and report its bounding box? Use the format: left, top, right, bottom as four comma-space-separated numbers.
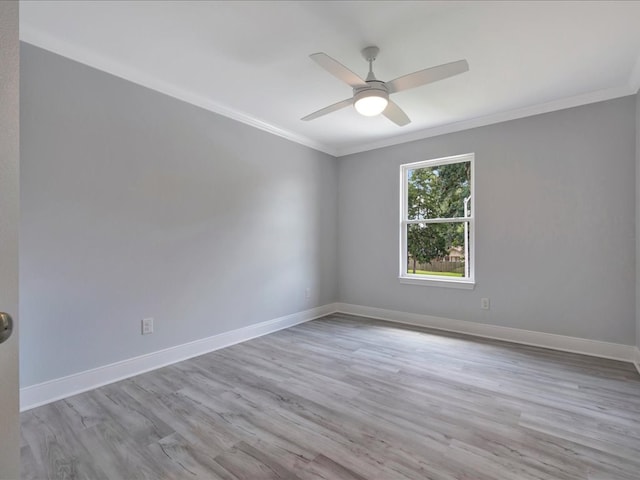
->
399, 153, 475, 289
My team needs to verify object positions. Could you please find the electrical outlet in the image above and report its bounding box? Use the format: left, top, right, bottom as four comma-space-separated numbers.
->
305, 287, 311, 299
141, 317, 154, 335
481, 298, 490, 310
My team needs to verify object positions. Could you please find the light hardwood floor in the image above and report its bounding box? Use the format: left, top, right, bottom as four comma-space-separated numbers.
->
20, 314, 640, 479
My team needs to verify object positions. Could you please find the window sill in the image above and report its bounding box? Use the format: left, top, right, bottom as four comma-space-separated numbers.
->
398, 276, 475, 290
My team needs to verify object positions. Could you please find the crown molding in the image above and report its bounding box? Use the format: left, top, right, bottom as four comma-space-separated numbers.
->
19, 27, 337, 157
335, 84, 636, 157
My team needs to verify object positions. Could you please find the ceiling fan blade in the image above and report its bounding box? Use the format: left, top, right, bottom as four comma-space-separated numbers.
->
383, 100, 411, 126
310, 53, 367, 88
301, 98, 353, 121
386, 59, 469, 94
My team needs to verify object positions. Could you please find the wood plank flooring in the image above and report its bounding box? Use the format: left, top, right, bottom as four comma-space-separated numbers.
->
20, 314, 640, 479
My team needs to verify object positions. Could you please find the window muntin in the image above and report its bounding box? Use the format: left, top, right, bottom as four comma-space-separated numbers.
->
400, 153, 474, 286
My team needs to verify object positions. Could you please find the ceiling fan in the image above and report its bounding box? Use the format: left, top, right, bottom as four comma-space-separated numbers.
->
302, 46, 469, 126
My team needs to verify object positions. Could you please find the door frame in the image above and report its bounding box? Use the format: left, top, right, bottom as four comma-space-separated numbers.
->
0, 1, 21, 478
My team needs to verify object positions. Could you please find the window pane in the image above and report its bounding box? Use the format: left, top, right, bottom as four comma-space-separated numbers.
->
406, 222, 469, 278
407, 161, 471, 220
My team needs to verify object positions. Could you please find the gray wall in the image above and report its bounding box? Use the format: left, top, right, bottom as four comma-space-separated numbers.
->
20, 44, 339, 387
338, 97, 637, 345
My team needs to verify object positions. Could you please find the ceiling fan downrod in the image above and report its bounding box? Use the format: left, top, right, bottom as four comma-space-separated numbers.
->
362, 46, 380, 82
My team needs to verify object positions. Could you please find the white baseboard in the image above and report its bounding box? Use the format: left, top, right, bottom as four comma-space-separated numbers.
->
20, 303, 339, 411
335, 303, 637, 364
22, 302, 639, 411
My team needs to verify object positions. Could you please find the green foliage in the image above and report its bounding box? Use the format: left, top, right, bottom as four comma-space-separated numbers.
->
406, 161, 470, 272
407, 223, 447, 267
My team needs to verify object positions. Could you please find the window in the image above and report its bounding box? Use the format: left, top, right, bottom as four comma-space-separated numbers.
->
400, 153, 474, 288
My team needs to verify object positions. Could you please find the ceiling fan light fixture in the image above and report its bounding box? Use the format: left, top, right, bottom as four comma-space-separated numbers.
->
354, 89, 389, 116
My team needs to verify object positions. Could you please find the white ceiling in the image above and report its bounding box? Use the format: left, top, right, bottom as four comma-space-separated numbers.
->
19, 0, 640, 156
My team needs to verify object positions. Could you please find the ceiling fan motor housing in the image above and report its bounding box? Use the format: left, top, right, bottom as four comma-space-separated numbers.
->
353, 81, 388, 101
353, 81, 389, 116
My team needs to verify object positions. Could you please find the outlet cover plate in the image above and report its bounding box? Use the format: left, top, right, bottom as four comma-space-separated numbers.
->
142, 317, 154, 335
